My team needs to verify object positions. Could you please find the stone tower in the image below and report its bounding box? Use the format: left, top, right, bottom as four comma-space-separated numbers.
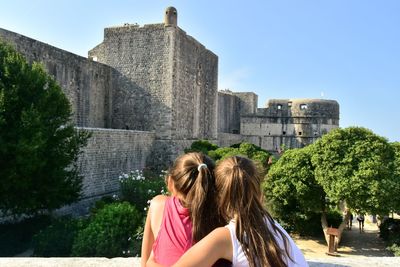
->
164, 6, 177, 27
240, 99, 340, 151
89, 7, 218, 163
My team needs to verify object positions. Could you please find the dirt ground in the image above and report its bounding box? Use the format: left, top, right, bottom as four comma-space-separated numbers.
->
293, 218, 393, 259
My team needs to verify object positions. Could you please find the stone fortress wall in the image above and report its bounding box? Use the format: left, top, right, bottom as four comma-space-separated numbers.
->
218, 91, 339, 151
0, 6, 339, 213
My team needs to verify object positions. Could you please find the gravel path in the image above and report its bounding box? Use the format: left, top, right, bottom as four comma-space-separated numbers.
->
293, 217, 399, 266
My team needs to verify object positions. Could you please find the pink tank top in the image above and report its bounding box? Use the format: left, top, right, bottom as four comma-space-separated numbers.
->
153, 196, 193, 266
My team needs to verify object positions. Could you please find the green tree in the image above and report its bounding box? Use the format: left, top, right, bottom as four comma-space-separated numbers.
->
311, 127, 397, 216
0, 41, 90, 216
264, 146, 326, 234
265, 127, 399, 246
211, 142, 270, 173
390, 142, 400, 213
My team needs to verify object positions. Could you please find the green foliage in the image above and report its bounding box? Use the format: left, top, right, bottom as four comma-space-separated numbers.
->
388, 243, 400, 256
0, 215, 51, 256
89, 195, 116, 215
71, 202, 141, 257
379, 218, 400, 256
311, 127, 397, 215
0, 41, 91, 216
118, 170, 167, 216
264, 147, 329, 235
290, 212, 322, 236
265, 127, 399, 235
211, 142, 270, 172
379, 218, 400, 240
264, 147, 325, 220
391, 142, 400, 213
32, 216, 87, 256
184, 139, 218, 155
326, 209, 344, 228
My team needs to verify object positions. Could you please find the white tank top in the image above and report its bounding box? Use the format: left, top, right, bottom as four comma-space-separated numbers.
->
225, 219, 309, 267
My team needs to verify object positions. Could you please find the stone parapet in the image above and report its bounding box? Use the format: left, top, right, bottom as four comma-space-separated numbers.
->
1, 257, 398, 267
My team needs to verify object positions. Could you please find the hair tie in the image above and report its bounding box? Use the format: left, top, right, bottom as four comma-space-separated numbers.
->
197, 163, 207, 172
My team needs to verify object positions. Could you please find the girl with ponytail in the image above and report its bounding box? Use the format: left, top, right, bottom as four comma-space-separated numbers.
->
141, 152, 225, 266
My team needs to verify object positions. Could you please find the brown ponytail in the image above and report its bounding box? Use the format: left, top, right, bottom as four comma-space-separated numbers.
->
168, 152, 224, 241
215, 156, 292, 267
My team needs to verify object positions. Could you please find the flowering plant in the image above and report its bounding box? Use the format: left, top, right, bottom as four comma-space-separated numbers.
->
118, 169, 167, 215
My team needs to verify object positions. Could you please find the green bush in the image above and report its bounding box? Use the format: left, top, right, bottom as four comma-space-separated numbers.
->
326, 210, 343, 228
379, 218, 400, 240
119, 170, 166, 215
379, 217, 400, 256
32, 216, 87, 256
276, 210, 343, 237
291, 212, 322, 237
71, 202, 141, 257
0, 215, 51, 256
89, 195, 116, 215
388, 243, 400, 256
184, 139, 218, 155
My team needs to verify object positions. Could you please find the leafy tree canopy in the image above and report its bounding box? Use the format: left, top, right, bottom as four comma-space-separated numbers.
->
0, 41, 90, 216
264, 146, 325, 221
311, 127, 397, 215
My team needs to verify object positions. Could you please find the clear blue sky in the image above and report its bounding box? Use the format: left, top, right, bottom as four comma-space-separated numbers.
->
1, 0, 399, 142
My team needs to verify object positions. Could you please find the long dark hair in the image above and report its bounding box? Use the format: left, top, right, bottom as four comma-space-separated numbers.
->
215, 156, 292, 267
168, 152, 224, 242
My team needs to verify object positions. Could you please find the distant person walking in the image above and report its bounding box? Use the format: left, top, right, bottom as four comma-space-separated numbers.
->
357, 214, 365, 233
344, 209, 353, 230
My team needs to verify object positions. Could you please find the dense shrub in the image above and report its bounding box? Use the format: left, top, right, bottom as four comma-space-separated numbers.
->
326, 209, 343, 228
378, 217, 400, 256
379, 218, 400, 240
0, 215, 51, 256
388, 243, 400, 256
287, 212, 322, 237
32, 216, 86, 256
71, 202, 141, 257
119, 170, 166, 215
184, 139, 218, 155
89, 195, 116, 215
275, 210, 343, 237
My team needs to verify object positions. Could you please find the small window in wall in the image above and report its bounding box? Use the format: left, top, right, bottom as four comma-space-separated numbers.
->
277, 104, 282, 110
288, 101, 292, 107
300, 104, 308, 110
298, 131, 302, 136
314, 131, 318, 136
283, 131, 286, 135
